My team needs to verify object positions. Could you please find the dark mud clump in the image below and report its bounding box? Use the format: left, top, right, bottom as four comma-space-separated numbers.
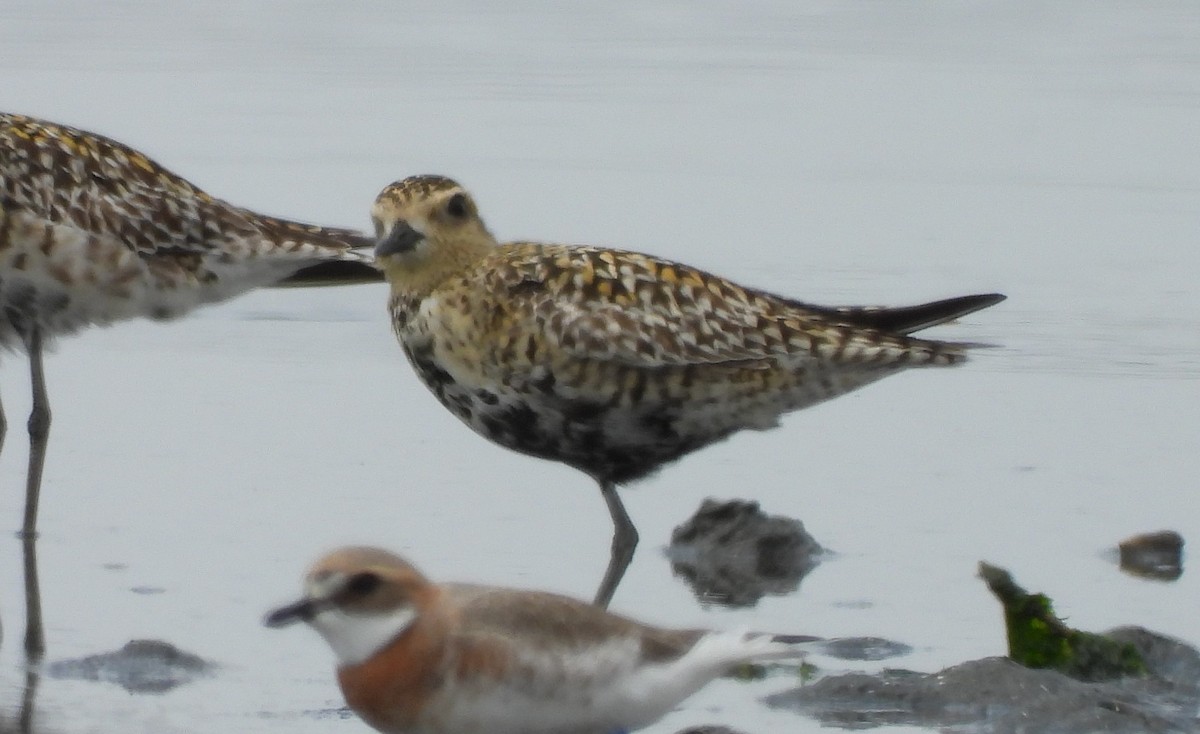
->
667, 498, 823, 607
1118, 530, 1184, 581
46, 639, 215, 693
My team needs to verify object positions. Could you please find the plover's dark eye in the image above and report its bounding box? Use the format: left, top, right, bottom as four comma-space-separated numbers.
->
346, 572, 381, 596
446, 193, 469, 219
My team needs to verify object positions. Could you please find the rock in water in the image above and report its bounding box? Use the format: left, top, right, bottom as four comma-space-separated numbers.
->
1118, 530, 1184, 581
668, 499, 823, 606
767, 627, 1200, 733
46, 639, 215, 693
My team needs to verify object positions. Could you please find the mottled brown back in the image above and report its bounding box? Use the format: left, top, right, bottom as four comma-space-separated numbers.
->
445, 584, 704, 663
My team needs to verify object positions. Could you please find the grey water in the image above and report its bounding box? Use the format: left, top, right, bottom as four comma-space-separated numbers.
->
1, 2, 1198, 733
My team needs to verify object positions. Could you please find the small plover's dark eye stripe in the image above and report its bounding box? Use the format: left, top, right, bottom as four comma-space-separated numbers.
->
346, 571, 381, 596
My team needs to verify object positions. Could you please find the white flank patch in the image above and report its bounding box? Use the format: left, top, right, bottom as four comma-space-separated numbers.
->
586, 631, 803, 729
426, 631, 806, 734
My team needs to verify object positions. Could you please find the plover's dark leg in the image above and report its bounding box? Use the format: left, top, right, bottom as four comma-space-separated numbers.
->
18, 660, 41, 732
593, 480, 638, 608
22, 327, 51, 539
23, 532, 45, 657
0, 385, 7, 460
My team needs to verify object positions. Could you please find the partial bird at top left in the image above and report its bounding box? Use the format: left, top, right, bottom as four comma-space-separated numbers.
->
0, 112, 379, 537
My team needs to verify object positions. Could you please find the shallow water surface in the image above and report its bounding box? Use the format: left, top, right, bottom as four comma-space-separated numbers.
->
0, 2, 1198, 733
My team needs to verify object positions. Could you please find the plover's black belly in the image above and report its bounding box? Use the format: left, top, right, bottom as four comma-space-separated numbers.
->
405, 344, 754, 485
458, 386, 712, 485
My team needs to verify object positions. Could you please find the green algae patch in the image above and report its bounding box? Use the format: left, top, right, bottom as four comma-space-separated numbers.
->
978, 562, 1145, 681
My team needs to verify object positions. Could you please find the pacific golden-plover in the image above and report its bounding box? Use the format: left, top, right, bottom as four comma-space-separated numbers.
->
371, 174, 1004, 606
266, 545, 817, 734
0, 112, 378, 537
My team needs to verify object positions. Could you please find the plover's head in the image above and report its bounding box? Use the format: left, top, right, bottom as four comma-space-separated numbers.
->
265, 546, 431, 667
371, 175, 494, 279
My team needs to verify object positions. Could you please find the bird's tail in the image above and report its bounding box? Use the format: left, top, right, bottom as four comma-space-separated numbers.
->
708, 631, 823, 664
251, 216, 384, 287
754, 632, 823, 660
274, 259, 382, 287
819, 293, 1006, 334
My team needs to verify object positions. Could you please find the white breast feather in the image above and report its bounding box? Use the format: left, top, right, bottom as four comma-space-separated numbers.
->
310, 607, 418, 667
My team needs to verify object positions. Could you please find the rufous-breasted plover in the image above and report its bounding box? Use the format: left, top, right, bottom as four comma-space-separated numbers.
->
266, 545, 817, 734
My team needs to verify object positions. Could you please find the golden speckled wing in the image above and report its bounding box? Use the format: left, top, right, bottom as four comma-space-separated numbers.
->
478, 242, 963, 369
0, 112, 369, 259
